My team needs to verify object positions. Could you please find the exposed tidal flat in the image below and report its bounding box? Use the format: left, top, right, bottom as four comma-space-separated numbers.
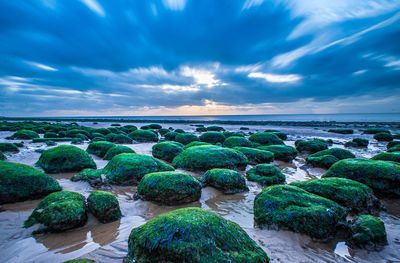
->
0, 119, 399, 262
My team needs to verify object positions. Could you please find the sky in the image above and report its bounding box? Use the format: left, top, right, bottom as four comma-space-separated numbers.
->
1, 0, 400, 117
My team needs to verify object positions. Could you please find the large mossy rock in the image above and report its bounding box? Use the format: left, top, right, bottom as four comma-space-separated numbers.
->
347, 138, 369, 148
24, 191, 87, 231
308, 148, 355, 160
137, 171, 201, 205
371, 152, 400, 163
0, 151, 5, 161
126, 207, 269, 263
164, 131, 178, 141
373, 132, 393, 142
86, 141, 116, 158
322, 159, 400, 196
388, 144, 400, 152
328, 128, 354, 134
387, 141, 400, 150
172, 145, 248, 171
290, 178, 382, 215
249, 132, 284, 146
103, 145, 135, 160
199, 131, 225, 144
128, 130, 158, 142
223, 136, 251, 148
295, 139, 328, 153
0, 142, 19, 153
37, 145, 96, 173
87, 191, 122, 223
113, 134, 133, 144
233, 147, 274, 164
0, 162, 61, 204
363, 128, 390, 135
306, 155, 339, 169
258, 145, 298, 162
12, 129, 39, 139
183, 141, 211, 149
254, 185, 346, 239
175, 132, 199, 145
246, 164, 285, 186
348, 215, 387, 250
201, 168, 248, 194
152, 141, 184, 162
103, 153, 174, 185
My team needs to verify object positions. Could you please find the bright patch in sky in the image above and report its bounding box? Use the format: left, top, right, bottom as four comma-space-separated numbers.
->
248, 72, 302, 83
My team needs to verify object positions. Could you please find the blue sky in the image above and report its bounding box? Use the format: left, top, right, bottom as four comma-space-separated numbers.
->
1, 0, 400, 116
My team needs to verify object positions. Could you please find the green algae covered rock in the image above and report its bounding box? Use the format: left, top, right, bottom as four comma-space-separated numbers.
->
24, 191, 87, 231
183, 141, 211, 149
290, 178, 382, 215
175, 132, 199, 145
306, 155, 339, 169
371, 152, 400, 163
328, 128, 354, 134
223, 136, 251, 148
206, 125, 225, 131
374, 132, 393, 142
70, 168, 103, 187
363, 128, 390, 134
137, 171, 201, 205
12, 129, 40, 139
172, 145, 248, 171
87, 191, 122, 223
164, 131, 179, 141
258, 145, 298, 162
322, 159, 400, 196
128, 130, 158, 142
295, 139, 329, 153
348, 215, 387, 249
246, 164, 285, 186
387, 141, 400, 149
223, 131, 245, 138
103, 145, 135, 160
254, 185, 346, 239
0, 151, 5, 161
113, 134, 133, 144
388, 144, 400, 152
152, 141, 184, 162
126, 207, 269, 263
199, 131, 225, 144
249, 132, 284, 146
103, 153, 174, 185
0, 162, 61, 204
345, 138, 369, 148
37, 145, 96, 173
200, 168, 248, 194
86, 141, 116, 158
0, 142, 19, 153
233, 147, 274, 164
308, 148, 355, 160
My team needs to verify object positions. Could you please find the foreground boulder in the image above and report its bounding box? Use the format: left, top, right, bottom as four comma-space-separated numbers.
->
37, 145, 96, 173
0, 162, 61, 204
254, 185, 346, 239
371, 152, 400, 163
200, 168, 248, 194
249, 132, 283, 146
172, 145, 248, 171
348, 215, 387, 250
126, 207, 269, 263
152, 141, 183, 162
246, 164, 285, 186
233, 147, 274, 164
103, 145, 135, 160
103, 153, 174, 185
322, 159, 400, 197
290, 178, 382, 215
86, 141, 116, 158
87, 191, 122, 223
24, 191, 87, 231
258, 145, 298, 162
295, 139, 328, 153
137, 171, 201, 205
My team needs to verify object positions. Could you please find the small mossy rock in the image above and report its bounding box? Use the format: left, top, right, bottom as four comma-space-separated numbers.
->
388, 144, 400, 152
63, 259, 96, 263
371, 152, 400, 163
348, 215, 387, 250
295, 139, 328, 153
86, 141, 116, 158
363, 128, 390, 135
123, 125, 138, 132
44, 132, 58, 138
272, 132, 287, 140
346, 138, 369, 148
223, 136, 251, 148
322, 159, 400, 196
93, 128, 111, 135
387, 141, 400, 149
172, 145, 248, 171
206, 125, 225, 131
290, 178, 382, 215
175, 132, 199, 145
223, 131, 245, 138
13, 129, 39, 139
137, 171, 201, 205
71, 168, 103, 187
308, 148, 355, 160
87, 191, 122, 223
254, 185, 346, 239
0, 143, 19, 153
199, 131, 225, 144
37, 145, 96, 173
374, 132, 393, 142
0, 151, 5, 161
66, 129, 91, 138
164, 131, 178, 141
328, 128, 354, 134
306, 155, 339, 168
152, 141, 183, 162
258, 145, 298, 162
174, 128, 185, 133
158, 128, 170, 136
246, 164, 285, 186
126, 207, 269, 263
195, 126, 208, 132
200, 168, 248, 194
249, 132, 284, 146
128, 130, 158, 142
141, 124, 162, 130
24, 191, 87, 231
103, 154, 174, 185
233, 147, 274, 164
104, 145, 135, 160
183, 141, 211, 149
0, 162, 61, 204
113, 134, 133, 144
71, 138, 84, 145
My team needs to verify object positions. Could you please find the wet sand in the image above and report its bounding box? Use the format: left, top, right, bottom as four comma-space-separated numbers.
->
0, 123, 399, 263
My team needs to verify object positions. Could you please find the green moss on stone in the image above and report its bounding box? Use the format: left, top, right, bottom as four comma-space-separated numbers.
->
70, 168, 103, 187
87, 191, 122, 223
258, 145, 298, 162
175, 132, 199, 145
206, 126, 225, 131
200, 168, 248, 194
128, 130, 158, 142
374, 132, 393, 142
328, 128, 354, 134
246, 164, 285, 186
112, 134, 132, 144
363, 128, 390, 134
388, 144, 400, 152
371, 152, 400, 163
295, 139, 329, 153
348, 215, 387, 249
12, 129, 39, 139
164, 131, 179, 141
223, 136, 251, 148
308, 148, 355, 160
0, 142, 19, 153
306, 155, 339, 168
86, 141, 116, 158
183, 141, 211, 149
232, 147, 274, 164
104, 145, 135, 160
152, 141, 183, 162
387, 141, 400, 150
249, 132, 284, 146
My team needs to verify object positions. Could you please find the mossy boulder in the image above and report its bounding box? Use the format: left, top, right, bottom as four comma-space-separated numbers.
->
103, 154, 174, 185
295, 139, 328, 153
206, 125, 225, 131
223, 131, 245, 138
258, 145, 298, 162
141, 124, 162, 130
345, 138, 369, 148
322, 159, 400, 196
223, 136, 251, 148
87, 191, 122, 223
128, 130, 158, 142
371, 152, 400, 163
174, 128, 185, 133
199, 131, 225, 144
271, 132, 287, 140
37, 145, 96, 173
137, 171, 201, 205
254, 185, 346, 239
126, 207, 269, 263
86, 141, 116, 158
158, 128, 170, 136
172, 145, 248, 171
93, 128, 111, 135
328, 128, 354, 134
290, 178, 382, 215
249, 132, 284, 146
44, 132, 58, 138
348, 215, 387, 249
374, 132, 393, 142
200, 168, 248, 194
246, 164, 285, 186
12, 129, 39, 139
175, 132, 199, 145
388, 144, 400, 152
66, 129, 91, 138
387, 141, 400, 149
306, 155, 339, 168
233, 147, 274, 164
104, 145, 135, 160
0, 142, 19, 153
113, 134, 133, 144
308, 148, 355, 160
71, 168, 103, 187
0, 162, 61, 204
195, 126, 208, 132
0, 151, 5, 161
363, 128, 390, 134
164, 131, 179, 141
152, 141, 184, 162
183, 141, 211, 149
24, 191, 87, 231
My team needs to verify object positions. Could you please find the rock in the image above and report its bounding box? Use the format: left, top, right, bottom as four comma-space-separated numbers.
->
103, 145, 135, 160
223, 131, 245, 138
0, 143, 19, 153
246, 164, 285, 186
387, 141, 400, 150
12, 129, 39, 139
128, 130, 158, 142
249, 132, 284, 146
363, 128, 390, 134
308, 148, 355, 160
328, 128, 354, 134
0, 151, 5, 161
113, 134, 133, 144
232, 147, 274, 164
87, 191, 122, 223
348, 215, 387, 250
295, 139, 328, 153
388, 144, 400, 152
200, 168, 248, 194
306, 155, 339, 168
86, 141, 116, 158
371, 152, 400, 163
141, 124, 162, 130
374, 132, 393, 142
152, 141, 184, 162
345, 138, 369, 148
206, 126, 225, 131
71, 168, 103, 187
175, 132, 199, 145
183, 141, 211, 149
164, 131, 179, 141
223, 136, 252, 148
257, 145, 298, 162
199, 131, 226, 144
